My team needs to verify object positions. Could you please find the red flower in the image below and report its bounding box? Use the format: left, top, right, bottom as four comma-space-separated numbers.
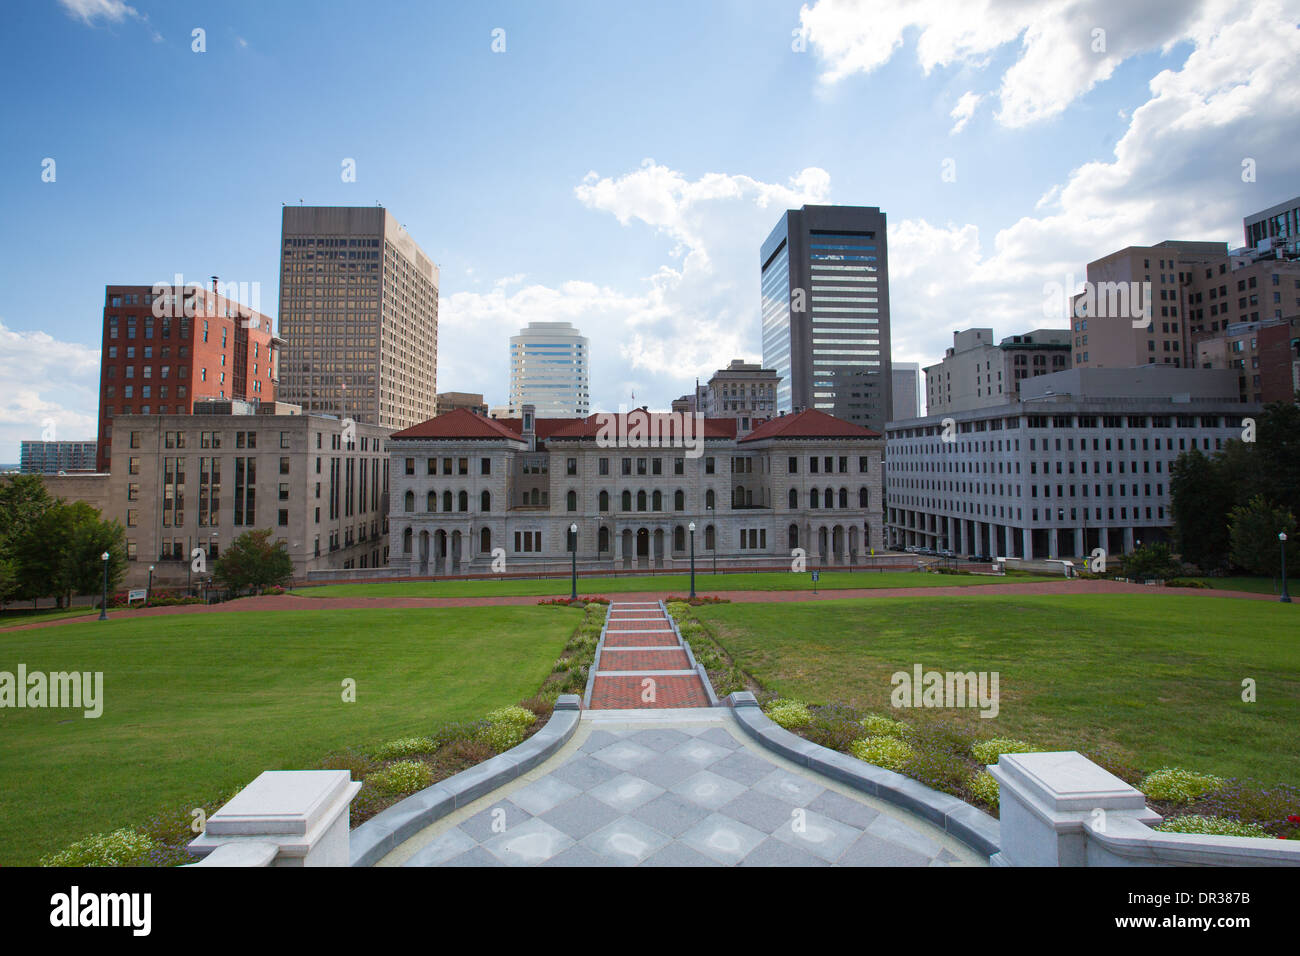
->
1287, 815, 1300, 824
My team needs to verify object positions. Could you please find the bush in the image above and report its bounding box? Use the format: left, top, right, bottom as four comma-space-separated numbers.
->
905, 748, 972, 795
371, 736, 436, 761
859, 713, 911, 737
40, 827, 155, 867
1196, 780, 1300, 831
969, 770, 1000, 809
1165, 578, 1210, 589
971, 737, 1038, 766
478, 705, 538, 752
367, 760, 433, 795
1140, 768, 1226, 803
764, 698, 813, 729
429, 719, 487, 751
850, 736, 914, 772
1154, 814, 1269, 838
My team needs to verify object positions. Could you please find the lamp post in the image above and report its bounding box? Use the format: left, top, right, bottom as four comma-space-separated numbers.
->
147, 564, 154, 604
186, 534, 192, 593
569, 522, 578, 601
99, 551, 110, 621
1281, 532, 1292, 604
688, 521, 696, 599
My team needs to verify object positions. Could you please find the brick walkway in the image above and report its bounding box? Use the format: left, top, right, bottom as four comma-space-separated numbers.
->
588, 602, 711, 709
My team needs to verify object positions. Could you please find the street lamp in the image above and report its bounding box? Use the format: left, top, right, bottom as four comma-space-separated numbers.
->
569, 522, 578, 601
147, 564, 154, 604
688, 521, 697, 598
99, 551, 110, 621
1280, 532, 1292, 604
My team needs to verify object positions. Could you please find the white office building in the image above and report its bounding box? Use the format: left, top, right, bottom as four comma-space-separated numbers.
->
508, 322, 590, 417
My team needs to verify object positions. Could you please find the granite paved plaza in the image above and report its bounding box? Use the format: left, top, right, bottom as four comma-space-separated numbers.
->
380, 710, 987, 867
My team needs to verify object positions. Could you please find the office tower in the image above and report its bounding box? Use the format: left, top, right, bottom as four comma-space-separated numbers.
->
703, 359, 780, 436
924, 329, 1070, 416
435, 392, 489, 416
760, 205, 891, 431
20, 440, 98, 474
278, 206, 438, 430
95, 281, 278, 472
891, 362, 921, 420
1244, 195, 1300, 253
508, 321, 590, 416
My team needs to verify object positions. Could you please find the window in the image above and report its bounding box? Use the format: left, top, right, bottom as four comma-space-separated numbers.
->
599, 490, 610, 511
481, 457, 491, 475
481, 490, 491, 512
405, 457, 415, 475
705, 457, 715, 474
567, 458, 577, 476
567, 490, 577, 512
278, 509, 289, 527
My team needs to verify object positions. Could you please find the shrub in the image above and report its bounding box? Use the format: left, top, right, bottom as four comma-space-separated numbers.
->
478, 705, 538, 751
850, 736, 915, 772
802, 709, 868, 753
1197, 780, 1300, 830
1165, 578, 1210, 589
1154, 815, 1269, 838
764, 698, 813, 729
518, 693, 555, 720
367, 760, 432, 795
1140, 768, 1226, 804
859, 713, 911, 737
441, 737, 496, 766
371, 736, 436, 761
969, 770, 1000, 809
905, 748, 972, 795
429, 719, 487, 750
319, 748, 379, 779
40, 827, 155, 867
972, 737, 1038, 766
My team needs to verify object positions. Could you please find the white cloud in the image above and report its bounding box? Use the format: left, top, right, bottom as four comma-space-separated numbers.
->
949, 91, 982, 134
797, 0, 1236, 127
0, 321, 101, 462
57, 0, 161, 41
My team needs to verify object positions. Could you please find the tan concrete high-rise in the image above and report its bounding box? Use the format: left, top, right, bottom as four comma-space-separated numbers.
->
278, 207, 438, 429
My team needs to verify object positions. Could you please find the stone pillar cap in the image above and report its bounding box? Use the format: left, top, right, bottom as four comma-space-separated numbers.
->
989, 751, 1150, 815
204, 770, 356, 837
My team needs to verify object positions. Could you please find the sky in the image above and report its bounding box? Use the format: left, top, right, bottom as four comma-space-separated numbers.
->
1, 0, 1297, 461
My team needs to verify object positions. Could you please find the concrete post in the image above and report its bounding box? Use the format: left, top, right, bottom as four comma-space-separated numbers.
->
188, 770, 361, 867
988, 752, 1161, 867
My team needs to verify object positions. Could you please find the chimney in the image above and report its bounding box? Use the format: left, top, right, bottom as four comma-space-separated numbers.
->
211, 276, 219, 294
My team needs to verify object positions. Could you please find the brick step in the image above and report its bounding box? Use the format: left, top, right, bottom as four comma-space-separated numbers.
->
597, 648, 691, 670
602, 632, 683, 647
588, 673, 710, 709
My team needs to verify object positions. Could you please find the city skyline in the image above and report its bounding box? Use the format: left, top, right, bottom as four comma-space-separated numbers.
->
2, 0, 1299, 461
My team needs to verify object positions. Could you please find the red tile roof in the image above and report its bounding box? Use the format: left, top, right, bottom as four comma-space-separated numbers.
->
739, 408, 881, 442
389, 407, 525, 441
490, 417, 578, 440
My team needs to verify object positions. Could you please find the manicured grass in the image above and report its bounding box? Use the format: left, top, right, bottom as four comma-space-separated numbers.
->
1186, 576, 1287, 595
0, 606, 578, 865
0, 607, 99, 628
694, 594, 1300, 784
301, 569, 1054, 598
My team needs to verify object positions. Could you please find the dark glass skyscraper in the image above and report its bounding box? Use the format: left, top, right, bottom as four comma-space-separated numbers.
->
760, 205, 891, 432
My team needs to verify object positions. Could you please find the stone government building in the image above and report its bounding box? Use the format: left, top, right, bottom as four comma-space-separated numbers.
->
388, 406, 884, 575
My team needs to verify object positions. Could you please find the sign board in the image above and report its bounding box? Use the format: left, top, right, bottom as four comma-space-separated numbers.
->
127, 588, 148, 604
811, 571, 820, 582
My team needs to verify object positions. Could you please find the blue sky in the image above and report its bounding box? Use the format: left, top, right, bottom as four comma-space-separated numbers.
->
1, 0, 1297, 460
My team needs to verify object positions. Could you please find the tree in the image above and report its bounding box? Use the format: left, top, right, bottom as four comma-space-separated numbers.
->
1255, 397, 1300, 520
12, 501, 125, 606
0, 475, 54, 608
1170, 448, 1232, 570
1228, 495, 1297, 578
1119, 542, 1183, 581
214, 529, 293, 594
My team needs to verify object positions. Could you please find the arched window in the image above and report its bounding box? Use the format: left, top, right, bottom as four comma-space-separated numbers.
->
598, 526, 610, 553
788, 524, 799, 549
674, 490, 684, 510
481, 490, 491, 512
403, 490, 414, 512
733, 485, 744, 508
458, 490, 468, 512
403, 527, 412, 553
674, 525, 686, 551
705, 524, 716, 550
839, 487, 848, 508
566, 490, 577, 512
637, 490, 647, 512
859, 487, 869, 508
652, 490, 662, 511
810, 488, 820, 508
705, 489, 715, 509
529, 488, 540, 506
621, 490, 632, 511
825, 487, 834, 508
480, 527, 491, 553
426, 490, 436, 511
443, 490, 452, 512
599, 490, 610, 512
788, 488, 798, 509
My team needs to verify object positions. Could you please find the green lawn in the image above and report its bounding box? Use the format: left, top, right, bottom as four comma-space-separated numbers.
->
0, 607, 100, 628
1186, 576, 1288, 595
301, 569, 1054, 599
694, 594, 1300, 784
0, 606, 578, 865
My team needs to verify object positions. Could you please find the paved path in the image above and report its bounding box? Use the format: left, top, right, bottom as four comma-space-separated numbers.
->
380, 709, 986, 867
1, 579, 1276, 632
589, 602, 710, 709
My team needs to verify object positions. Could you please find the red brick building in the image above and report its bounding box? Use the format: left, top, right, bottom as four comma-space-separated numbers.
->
96, 281, 280, 471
